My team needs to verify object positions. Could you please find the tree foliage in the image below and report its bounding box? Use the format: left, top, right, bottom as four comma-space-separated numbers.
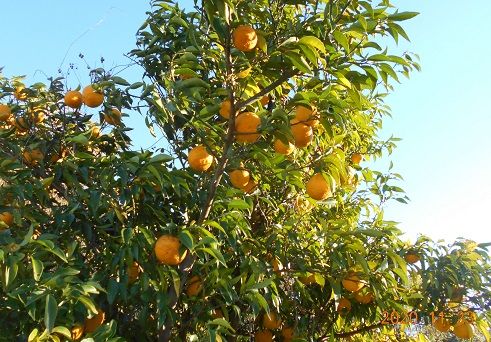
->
1, 0, 490, 341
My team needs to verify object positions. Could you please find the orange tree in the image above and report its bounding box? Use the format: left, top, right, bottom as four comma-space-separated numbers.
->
1, 0, 491, 341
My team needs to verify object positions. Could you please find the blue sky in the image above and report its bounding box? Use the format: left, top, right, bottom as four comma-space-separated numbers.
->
1, 1, 490, 244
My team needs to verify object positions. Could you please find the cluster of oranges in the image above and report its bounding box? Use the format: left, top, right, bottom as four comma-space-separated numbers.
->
184, 26, 363, 203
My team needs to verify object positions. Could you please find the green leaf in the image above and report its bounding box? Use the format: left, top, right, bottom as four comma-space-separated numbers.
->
78, 296, 98, 315
44, 294, 58, 333
298, 36, 326, 54
149, 154, 173, 163
68, 134, 89, 145
332, 30, 349, 52
227, 199, 251, 210
388, 11, 419, 21
52, 326, 71, 339
111, 76, 130, 86
208, 318, 236, 332
285, 51, 312, 74
179, 230, 194, 250
107, 279, 119, 305
31, 256, 44, 282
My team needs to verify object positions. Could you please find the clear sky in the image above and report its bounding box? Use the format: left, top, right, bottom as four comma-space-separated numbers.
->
1, 1, 490, 244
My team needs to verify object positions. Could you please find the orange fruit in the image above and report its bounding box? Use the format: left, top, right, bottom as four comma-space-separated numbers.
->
254, 330, 273, 342
14, 86, 28, 101
342, 273, 365, 292
186, 275, 203, 297
260, 95, 269, 107
295, 105, 318, 126
23, 149, 44, 165
281, 326, 294, 341
154, 235, 184, 265
306, 173, 331, 201
13, 116, 30, 132
274, 139, 294, 155
29, 106, 45, 124
0, 212, 14, 228
272, 258, 281, 273
64, 90, 83, 109
351, 153, 362, 165
104, 108, 122, 126
84, 309, 105, 333
232, 25, 258, 52
82, 85, 104, 108
128, 261, 141, 283
263, 312, 281, 329
90, 126, 101, 139
71, 324, 84, 340
404, 252, 420, 264
230, 169, 250, 189
433, 316, 451, 332
453, 319, 474, 339
188, 145, 214, 172
235, 112, 261, 143
219, 99, 232, 119
299, 274, 316, 285
353, 290, 374, 304
337, 297, 352, 313
291, 119, 313, 147
243, 180, 257, 193
0, 104, 12, 121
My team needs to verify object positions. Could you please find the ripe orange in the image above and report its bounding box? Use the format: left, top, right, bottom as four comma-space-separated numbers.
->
14, 86, 28, 101
154, 235, 184, 265
84, 309, 105, 333
351, 153, 363, 165
263, 312, 281, 329
271, 258, 281, 273
29, 107, 45, 124
219, 99, 232, 119
299, 273, 316, 285
281, 326, 294, 341
64, 90, 83, 108
186, 275, 203, 297
306, 173, 331, 201
291, 119, 313, 147
82, 85, 104, 108
235, 112, 261, 143
13, 116, 30, 132
404, 252, 420, 264
353, 290, 374, 304
0, 212, 14, 228
295, 105, 318, 127
242, 180, 257, 193
128, 261, 141, 283
230, 169, 250, 189
453, 319, 474, 339
342, 273, 365, 292
433, 316, 451, 332
90, 126, 101, 139
71, 324, 84, 340
232, 25, 258, 52
337, 297, 352, 313
274, 139, 294, 155
23, 149, 44, 165
104, 108, 122, 126
260, 95, 269, 107
254, 330, 273, 342
0, 104, 12, 121
188, 145, 214, 172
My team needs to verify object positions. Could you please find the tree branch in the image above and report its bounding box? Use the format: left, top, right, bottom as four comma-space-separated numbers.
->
334, 322, 383, 338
